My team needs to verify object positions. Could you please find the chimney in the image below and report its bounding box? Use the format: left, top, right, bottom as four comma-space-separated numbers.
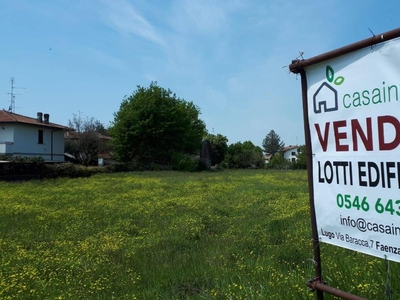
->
37, 112, 43, 123
43, 113, 49, 124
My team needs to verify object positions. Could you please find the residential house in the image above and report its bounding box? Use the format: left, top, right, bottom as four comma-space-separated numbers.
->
282, 145, 300, 163
264, 153, 273, 164
0, 110, 69, 161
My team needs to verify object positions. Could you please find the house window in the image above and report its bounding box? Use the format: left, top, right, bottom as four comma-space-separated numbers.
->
291, 151, 296, 156
38, 130, 44, 144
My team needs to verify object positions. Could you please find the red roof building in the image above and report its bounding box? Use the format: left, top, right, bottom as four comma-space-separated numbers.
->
0, 110, 69, 161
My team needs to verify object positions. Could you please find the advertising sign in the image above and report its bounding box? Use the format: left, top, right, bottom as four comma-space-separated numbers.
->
306, 37, 400, 262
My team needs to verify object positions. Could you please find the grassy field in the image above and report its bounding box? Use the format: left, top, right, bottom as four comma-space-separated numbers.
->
0, 170, 398, 299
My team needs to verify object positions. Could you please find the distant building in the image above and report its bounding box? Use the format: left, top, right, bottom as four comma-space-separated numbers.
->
0, 110, 69, 161
282, 145, 300, 163
264, 153, 273, 164
64, 131, 113, 164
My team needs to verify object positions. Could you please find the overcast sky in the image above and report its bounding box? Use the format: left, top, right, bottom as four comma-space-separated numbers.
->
1, 0, 398, 147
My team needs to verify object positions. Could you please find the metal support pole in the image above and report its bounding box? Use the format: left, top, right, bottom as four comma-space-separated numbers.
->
307, 278, 368, 300
299, 70, 324, 300
288, 28, 400, 300
289, 28, 400, 73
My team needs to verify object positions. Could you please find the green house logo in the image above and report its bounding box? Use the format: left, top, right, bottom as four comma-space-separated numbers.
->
313, 66, 345, 114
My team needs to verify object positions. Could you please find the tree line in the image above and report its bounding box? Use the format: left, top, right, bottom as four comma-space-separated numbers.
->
66, 82, 306, 170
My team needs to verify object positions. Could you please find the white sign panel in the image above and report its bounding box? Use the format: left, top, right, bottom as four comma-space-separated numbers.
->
306, 38, 400, 262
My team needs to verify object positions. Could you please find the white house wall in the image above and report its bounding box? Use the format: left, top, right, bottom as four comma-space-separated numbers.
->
51, 129, 65, 161
12, 124, 65, 161
0, 126, 14, 155
0, 126, 14, 142
0, 144, 6, 154
283, 147, 299, 162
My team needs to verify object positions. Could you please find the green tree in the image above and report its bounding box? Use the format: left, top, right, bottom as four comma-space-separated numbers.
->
65, 114, 110, 166
110, 82, 206, 164
204, 133, 228, 166
262, 130, 285, 156
268, 152, 289, 169
293, 145, 307, 169
224, 141, 265, 169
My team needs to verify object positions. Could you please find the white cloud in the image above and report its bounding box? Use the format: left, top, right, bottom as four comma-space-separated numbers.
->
98, 0, 165, 48
85, 47, 127, 71
144, 73, 157, 82
169, 0, 245, 36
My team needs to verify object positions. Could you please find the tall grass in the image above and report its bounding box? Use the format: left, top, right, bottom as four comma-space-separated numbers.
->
0, 170, 398, 299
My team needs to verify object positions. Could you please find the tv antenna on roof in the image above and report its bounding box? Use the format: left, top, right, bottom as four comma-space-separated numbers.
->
7, 78, 25, 113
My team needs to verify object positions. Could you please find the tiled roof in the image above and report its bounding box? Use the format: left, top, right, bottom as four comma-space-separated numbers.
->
282, 145, 299, 152
65, 131, 112, 140
264, 154, 273, 160
0, 110, 69, 130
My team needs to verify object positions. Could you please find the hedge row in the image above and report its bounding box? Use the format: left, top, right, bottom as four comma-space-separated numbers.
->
0, 162, 107, 180
0, 155, 210, 180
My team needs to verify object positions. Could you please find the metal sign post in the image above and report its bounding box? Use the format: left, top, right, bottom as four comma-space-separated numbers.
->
289, 27, 400, 300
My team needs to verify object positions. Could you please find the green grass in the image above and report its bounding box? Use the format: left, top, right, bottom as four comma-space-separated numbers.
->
0, 170, 398, 299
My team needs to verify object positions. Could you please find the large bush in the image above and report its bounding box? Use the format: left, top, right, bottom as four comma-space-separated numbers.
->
223, 141, 265, 169
110, 82, 206, 165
